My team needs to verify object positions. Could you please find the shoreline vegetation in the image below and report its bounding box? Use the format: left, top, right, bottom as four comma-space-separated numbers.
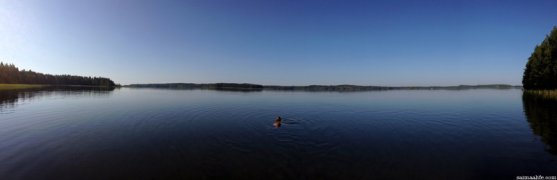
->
125, 83, 521, 92
0, 84, 46, 90
521, 27, 557, 100
524, 90, 557, 100
0, 62, 116, 89
522, 27, 556, 91
0, 84, 118, 90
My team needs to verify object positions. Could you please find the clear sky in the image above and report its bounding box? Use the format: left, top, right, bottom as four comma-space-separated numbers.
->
1, 0, 556, 86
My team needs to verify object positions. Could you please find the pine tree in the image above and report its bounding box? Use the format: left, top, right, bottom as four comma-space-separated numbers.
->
523, 27, 557, 90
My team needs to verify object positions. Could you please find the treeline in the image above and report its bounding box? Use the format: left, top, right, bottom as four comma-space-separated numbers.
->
127, 83, 263, 91
523, 27, 557, 90
126, 83, 519, 91
0, 62, 115, 87
265, 84, 518, 91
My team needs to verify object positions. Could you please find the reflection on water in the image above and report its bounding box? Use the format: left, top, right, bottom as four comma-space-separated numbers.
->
0, 88, 556, 179
0, 86, 115, 111
522, 92, 557, 154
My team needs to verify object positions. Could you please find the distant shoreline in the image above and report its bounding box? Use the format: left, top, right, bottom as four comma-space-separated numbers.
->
0, 83, 523, 91
124, 83, 522, 91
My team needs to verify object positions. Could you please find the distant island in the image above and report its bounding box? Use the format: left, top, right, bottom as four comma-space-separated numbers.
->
125, 83, 521, 92
0, 62, 116, 88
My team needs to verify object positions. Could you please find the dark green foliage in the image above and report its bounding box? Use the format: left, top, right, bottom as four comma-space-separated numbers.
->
523, 27, 557, 90
0, 62, 115, 87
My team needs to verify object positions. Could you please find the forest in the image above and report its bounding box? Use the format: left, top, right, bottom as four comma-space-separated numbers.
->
0, 62, 115, 87
523, 27, 557, 90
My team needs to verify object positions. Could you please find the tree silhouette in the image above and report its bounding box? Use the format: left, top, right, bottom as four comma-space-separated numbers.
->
0, 62, 115, 86
523, 27, 557, 90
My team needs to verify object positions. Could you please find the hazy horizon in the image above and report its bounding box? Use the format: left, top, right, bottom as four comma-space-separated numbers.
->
1, 0, 556, 86
124, 82, 522, 87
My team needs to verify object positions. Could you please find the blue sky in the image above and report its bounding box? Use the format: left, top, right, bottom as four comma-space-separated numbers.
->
1, 0, 556, 86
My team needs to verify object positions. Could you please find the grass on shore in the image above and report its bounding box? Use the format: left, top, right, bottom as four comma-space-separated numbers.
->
524, 90, 557, 100
0, 84, 47, 90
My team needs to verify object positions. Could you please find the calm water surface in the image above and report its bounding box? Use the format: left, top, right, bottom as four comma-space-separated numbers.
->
0, 88, 556, 179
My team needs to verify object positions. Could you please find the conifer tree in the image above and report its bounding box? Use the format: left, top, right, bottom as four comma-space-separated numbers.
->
523, 27, 557, 90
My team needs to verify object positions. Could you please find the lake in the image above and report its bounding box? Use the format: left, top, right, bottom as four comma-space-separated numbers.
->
0, 88, 556, 179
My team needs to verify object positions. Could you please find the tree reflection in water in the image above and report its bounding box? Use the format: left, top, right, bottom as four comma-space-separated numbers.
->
522, 92, 557, 155
0, 86, 115, 111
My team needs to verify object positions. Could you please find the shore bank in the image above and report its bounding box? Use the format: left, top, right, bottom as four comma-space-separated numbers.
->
0, 84, 47, 90
524, 90, 557, 100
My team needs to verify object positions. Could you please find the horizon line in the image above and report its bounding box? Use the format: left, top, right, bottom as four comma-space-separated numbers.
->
124, 82, 523, 87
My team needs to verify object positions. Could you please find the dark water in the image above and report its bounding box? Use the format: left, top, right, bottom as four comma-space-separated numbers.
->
0, 88, 556, 179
